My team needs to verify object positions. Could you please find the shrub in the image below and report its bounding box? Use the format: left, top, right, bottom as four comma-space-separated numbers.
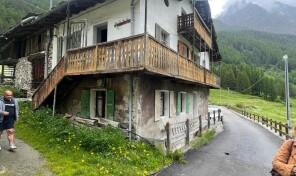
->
168, 150, 186, 164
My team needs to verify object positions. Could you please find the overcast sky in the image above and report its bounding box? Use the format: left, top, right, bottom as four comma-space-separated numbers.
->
208, 0, 296, 18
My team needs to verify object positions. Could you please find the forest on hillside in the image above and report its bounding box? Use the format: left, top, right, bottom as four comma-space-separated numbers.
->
0, 0, 63, 33
214, 30, 296, 101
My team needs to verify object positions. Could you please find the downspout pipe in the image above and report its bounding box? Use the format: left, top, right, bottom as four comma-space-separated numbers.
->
131, 0, 135, 36
129, 0, 135, 141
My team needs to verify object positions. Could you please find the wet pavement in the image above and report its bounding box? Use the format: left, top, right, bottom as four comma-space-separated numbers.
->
159, 107, 283, 176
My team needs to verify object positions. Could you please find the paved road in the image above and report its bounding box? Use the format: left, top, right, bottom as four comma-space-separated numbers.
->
159, 107, 283, 176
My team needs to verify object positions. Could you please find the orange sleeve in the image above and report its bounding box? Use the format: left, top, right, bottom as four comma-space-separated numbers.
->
272, 140, 295, 176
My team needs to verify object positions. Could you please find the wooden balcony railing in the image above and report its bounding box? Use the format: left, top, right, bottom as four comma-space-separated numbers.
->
178, 13, 212, 48
66, 35, 145, 75
32, 34, 220, 109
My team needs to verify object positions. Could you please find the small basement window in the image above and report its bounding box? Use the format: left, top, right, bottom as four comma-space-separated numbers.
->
155, 90, 169, 121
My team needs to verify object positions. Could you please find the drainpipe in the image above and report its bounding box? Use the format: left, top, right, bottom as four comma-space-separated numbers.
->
129, 0, 135, 141
128, 75, 133, 141
131, 0, 135, 36
144, 0, 147, 34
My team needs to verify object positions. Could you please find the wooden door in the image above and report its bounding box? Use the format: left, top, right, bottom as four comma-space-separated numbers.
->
31, 58, 45, 89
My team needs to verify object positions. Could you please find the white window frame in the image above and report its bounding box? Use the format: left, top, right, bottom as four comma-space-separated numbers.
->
90, 89, 107, 119
155, 90, 170, 121
155, 24, 170, 46
180, 92, 186, 114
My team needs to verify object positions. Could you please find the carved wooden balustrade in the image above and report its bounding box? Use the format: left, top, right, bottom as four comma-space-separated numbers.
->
32, 34, 220, 109
178, 12, 212, 49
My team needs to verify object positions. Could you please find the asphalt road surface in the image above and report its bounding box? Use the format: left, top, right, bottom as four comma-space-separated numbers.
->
159, 107, 283, 176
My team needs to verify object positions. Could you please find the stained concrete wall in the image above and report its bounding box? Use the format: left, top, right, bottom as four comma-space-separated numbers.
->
135, 75, 209, 144
58, 74, 134, 125
57, 73, 209, 151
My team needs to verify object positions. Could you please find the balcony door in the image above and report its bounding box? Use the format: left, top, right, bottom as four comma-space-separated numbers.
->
94, 23, 108, 44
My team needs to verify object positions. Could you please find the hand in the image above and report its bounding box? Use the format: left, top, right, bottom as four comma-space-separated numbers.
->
2, 111, 9, 116
293, 166, 296, 172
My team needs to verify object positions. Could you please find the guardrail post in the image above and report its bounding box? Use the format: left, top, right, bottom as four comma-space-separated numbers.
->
279, 122, 282, 136
186, 119, 189, 145
266, 118, 269, 127
275, 121, 278, 133
213, 111, 216, 125
165, 123, 170, 154
199, 115, 202, 137
208, 112, 210, 129
285, 124, 289, 140
257, 115, 260, 123
218, 109, 221, 121
270, 120, 273, 130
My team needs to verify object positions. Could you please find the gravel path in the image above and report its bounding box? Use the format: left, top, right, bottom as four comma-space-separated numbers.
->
0, 132, 52, 176
159, 107, 283, 176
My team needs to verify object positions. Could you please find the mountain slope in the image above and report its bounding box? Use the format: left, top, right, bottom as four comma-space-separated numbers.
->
217, 1, 296, 35
0, 0, 64, 33
217, 29, 296, 70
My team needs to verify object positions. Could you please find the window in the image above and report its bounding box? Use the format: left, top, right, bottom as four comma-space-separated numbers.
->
178, 41, 189, 58
160, 91, 169, 117
89, 89, 115, 120
94, 23, 108, 44
68, 30, 82, 49
96, 91, 106, 118
180, 92, 186, 113
155, 90, 169, 121
155, 24, 170, 46
194, 54, 200, 66
57, 36, 63, 62
177, 92, 190, 115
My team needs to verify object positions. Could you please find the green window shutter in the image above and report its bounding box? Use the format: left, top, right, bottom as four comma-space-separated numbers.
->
177, 92, 181, 115
186, 93, 190, 113
81, 90, 90, 118
106, 90, 115, 120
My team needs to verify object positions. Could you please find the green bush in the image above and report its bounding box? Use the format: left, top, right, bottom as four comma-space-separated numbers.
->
168, 150, 186, 164
0, 86, 26, 98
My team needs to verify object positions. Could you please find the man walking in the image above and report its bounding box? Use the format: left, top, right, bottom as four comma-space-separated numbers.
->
0, 90, 19, 150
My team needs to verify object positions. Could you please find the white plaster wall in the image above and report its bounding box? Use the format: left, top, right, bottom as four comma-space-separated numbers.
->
146, 0, 193, 51
52, 0, 144, 68
199, 52, 210, 69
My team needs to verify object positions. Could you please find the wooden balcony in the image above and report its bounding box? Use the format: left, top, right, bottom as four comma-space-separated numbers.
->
32, 34, 220, 109
178, 12, 212, 49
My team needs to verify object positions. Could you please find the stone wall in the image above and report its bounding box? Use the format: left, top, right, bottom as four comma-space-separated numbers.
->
14, 57, 32, 91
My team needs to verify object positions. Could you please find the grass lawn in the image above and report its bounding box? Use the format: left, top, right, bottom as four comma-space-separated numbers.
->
209, 89, 296, 124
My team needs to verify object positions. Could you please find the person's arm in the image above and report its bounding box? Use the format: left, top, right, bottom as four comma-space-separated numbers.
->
272, 140, 295, 176
0, 102, 8, 116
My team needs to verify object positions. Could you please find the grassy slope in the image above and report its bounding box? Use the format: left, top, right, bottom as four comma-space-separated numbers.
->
209, 89, 296, 124
15, 103, 170, 176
